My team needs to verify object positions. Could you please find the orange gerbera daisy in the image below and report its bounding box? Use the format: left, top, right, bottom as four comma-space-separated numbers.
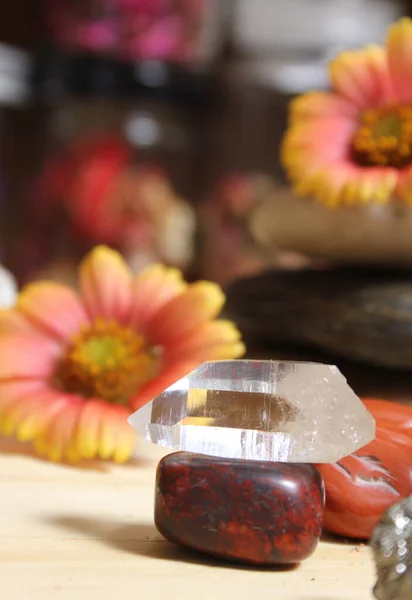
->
0, 246, 245, 463
282, 18, 412, 207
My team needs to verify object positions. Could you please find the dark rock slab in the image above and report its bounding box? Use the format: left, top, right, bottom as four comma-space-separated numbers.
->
225, 268, 412, 369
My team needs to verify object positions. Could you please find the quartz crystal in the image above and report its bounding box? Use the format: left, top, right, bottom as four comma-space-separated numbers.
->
128, 360, 375, 463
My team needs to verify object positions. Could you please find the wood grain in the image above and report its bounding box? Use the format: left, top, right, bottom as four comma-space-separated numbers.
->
0, 439, 375, 600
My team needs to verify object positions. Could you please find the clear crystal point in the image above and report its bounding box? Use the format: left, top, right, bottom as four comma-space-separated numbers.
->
128, 360, 375, 463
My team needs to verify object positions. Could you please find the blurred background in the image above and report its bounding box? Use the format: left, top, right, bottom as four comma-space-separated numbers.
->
0, 0, 407, 284
1, 0, 412, 399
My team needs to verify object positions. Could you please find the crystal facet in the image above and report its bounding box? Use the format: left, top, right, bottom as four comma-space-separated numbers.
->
128, 360, 375, 463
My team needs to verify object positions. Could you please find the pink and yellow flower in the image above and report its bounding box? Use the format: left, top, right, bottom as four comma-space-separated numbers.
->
282, 18, 412, 207
0, 246, 245, 463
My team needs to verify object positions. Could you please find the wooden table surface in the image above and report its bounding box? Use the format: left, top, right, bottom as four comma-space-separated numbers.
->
0, 438, 376, 600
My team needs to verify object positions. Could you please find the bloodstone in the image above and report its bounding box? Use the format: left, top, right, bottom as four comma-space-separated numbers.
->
155, 452, 325, 565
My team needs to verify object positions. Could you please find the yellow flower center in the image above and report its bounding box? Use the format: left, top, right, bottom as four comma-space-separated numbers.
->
352, 105, 412, 168
54, 319, 158, 404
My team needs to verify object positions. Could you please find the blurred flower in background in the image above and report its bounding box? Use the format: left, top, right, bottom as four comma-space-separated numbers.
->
33, 135, 195, 274
0, 245, 244, 463
282, 18, 412, 208
199, 173, 276, 285
199, 173, 309, 285
71, 162, 195, 272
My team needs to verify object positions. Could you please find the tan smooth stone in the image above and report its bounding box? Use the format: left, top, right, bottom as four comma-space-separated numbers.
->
250, 189, 412, 265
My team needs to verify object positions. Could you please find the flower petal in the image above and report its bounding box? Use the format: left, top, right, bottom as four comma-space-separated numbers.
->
0, 381, 49, 437
0, 379, 47, 405
164, 320, 245, 364
34, 395, 83, 462
129, 264, 187, 332
112, 419, 136, 463
395, 165, 412, 204
301, 164, 399, 208
99, 406, 120, 460
79, 246, 133, 323
282, 115, 359, 206
295, 163, 359, 208
130, 359, 198, 411
329, 45, 395, 108
282, 116, 355, 173
99, 405, 135, 462
0, 309, 40, 336
182, 342, 246, 363
8, 390, 59, 441
17, 282, 89, 340
340, 168, 398, 206
74, 399, 104, 460
387, 18, 412, 102
283, 102, 400, 208
289, 92, 358, 124
3, 388, 67, 447
146, 282, 225, 346
0, 334, 62, 380
74, 400, 135, 463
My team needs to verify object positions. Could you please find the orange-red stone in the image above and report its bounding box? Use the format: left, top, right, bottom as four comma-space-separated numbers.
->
317, 399, 412, 540
155, 452, 325, 565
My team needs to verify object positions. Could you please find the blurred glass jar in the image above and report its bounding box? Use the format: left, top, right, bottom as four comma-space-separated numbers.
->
3, 41, 228, 285
0, 0, 233, 285
232, 0, 403, 94
45, 0, 227, 70
0, 44, 32, 271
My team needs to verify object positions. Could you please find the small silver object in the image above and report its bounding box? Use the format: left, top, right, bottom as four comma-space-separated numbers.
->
371, 495, 412, 600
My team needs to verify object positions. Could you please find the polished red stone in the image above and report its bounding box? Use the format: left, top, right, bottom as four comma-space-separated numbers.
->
317, 399, 412, 540
155, 452, 325, 565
